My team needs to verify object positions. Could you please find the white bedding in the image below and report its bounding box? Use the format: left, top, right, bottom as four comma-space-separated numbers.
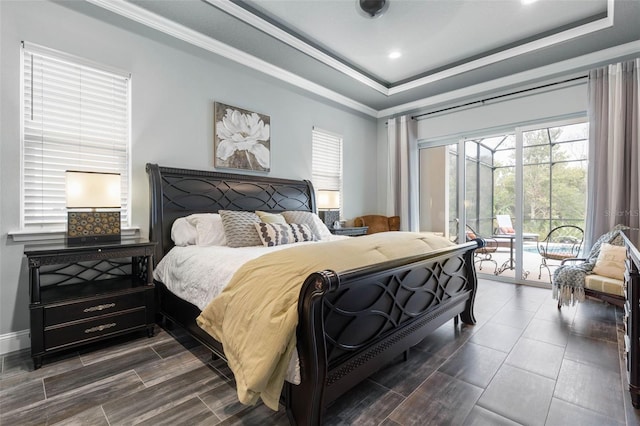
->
153, 236, 349, 384
153, 235, 348, 310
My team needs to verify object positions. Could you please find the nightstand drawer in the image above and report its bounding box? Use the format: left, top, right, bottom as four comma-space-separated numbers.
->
44, 290, 145, 326
44, 308, 147, 350
331, 226, 368, 236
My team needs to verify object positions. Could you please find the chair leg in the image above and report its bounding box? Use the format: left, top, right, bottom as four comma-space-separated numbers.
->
475, 257, 497, 275
539, 262, 551, 281
538, 258, 547, 279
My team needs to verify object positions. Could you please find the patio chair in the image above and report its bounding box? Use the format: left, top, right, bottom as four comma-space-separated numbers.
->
466, 224, 499, 274
495, 214, 515, 234
495, 214, 539, 240
537, 225, 584, 280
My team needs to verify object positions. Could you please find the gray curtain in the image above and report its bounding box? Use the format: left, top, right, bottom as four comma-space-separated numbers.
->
386, 116, 419, 231
585, 58, 640, 249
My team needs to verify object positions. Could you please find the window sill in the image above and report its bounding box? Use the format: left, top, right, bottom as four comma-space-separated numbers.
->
8, 227, 140, 243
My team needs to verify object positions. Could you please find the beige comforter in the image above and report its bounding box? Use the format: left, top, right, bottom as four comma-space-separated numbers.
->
196, 231, 453, 410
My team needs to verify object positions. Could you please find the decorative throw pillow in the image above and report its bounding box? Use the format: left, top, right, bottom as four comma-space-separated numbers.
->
593, 243, 626, 280
185, 213, 227, 246
219, 210, 262, 248
254, 222, 315, 247
171, 217, 198, 246
255, 210, 287, 224
282, 211, 331, 240
311, 212, 333, 240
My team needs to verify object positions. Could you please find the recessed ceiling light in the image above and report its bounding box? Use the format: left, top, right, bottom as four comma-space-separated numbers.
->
388, 51, 402, 59
521, 0, 539, 5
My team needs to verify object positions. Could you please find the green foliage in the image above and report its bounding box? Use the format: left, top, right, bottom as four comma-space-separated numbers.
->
482, 126, 587, 237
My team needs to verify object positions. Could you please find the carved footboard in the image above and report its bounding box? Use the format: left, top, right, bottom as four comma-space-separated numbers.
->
288, 240, 480, 425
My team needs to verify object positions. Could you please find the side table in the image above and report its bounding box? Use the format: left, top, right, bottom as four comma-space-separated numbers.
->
25, 239, 156, 369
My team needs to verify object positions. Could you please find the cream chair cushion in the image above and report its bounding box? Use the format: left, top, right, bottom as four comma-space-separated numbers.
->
584, 274, 624, 297
592, 243, 626, 280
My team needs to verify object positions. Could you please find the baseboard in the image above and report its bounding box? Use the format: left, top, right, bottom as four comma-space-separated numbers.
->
0, 329, 30, 355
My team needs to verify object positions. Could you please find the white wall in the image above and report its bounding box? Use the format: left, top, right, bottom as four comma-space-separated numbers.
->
0, 1, 378, 348
416, 83, 588, 142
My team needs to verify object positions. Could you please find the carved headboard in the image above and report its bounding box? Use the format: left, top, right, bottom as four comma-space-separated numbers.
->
146, 163, 316, 264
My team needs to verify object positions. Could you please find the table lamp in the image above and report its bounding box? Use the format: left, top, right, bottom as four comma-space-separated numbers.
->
317, 189, 340, 228
66, 171, 121, 245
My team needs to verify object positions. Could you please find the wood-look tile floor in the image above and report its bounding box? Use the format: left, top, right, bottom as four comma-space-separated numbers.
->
2, 279, 639, 425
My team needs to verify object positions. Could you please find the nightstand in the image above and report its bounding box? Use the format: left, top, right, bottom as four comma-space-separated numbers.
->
330, 226, 368, 236
25, 239, 156, 369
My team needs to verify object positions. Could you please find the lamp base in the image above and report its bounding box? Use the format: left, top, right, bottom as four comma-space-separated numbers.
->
318, 210, 340, 228
67, 211, 121, 246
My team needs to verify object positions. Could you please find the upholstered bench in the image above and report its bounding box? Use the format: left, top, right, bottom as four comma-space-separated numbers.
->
584, 274, 624, 297
583, 274, 625, 307
557, 242, 626, 308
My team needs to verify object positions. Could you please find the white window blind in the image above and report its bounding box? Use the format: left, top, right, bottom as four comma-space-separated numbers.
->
21, 43, 131, 231
311, 127, 343, 193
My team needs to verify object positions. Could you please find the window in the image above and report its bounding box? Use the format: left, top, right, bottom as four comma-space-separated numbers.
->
311, 127, 343, 202
21, 43, 131, 231
419, 118, 588, 283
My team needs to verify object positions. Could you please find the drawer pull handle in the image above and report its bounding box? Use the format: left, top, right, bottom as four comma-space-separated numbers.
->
85, 323, 116, 334
84, 303, 116, 313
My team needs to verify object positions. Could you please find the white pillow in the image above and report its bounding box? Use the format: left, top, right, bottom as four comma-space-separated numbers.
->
186, 213, 227, 246
170, 217, 198, 246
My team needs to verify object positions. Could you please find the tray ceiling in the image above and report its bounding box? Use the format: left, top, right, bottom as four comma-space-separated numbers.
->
87, 0, 640, 116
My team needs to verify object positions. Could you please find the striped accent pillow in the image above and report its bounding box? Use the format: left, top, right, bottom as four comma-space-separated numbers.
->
281, 211, 331, 240
254, 222, 315, 247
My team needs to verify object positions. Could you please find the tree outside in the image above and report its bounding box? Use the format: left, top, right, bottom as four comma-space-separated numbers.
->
492, 123, 588, 240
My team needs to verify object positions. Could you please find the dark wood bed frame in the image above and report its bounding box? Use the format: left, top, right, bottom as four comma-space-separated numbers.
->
146, 163, 482, 425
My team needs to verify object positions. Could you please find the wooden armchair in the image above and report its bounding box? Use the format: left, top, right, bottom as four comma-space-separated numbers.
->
353, 215, 400, 234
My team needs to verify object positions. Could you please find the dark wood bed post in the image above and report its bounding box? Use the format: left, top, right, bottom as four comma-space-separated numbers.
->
460, 240, 481, 325
287, 270, 339, 425
146, 163, 164, 266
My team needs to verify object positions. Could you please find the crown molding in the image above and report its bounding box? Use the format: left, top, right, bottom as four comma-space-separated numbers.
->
86, 0, 629, 119
387, 0, 615, 96
86, 0, 378, 117
206, 0, 615, 97
205, 0, 389, 95
378, 39, 640, 119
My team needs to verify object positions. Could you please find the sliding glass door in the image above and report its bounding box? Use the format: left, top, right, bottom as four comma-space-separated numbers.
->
521, 121, 588, 282
418, 118, 588, 284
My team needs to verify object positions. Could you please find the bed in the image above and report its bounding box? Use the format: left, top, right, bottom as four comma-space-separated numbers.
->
146, 163, 482, 425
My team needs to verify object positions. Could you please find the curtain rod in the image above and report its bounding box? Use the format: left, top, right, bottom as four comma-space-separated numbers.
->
411, 75, 588, 120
